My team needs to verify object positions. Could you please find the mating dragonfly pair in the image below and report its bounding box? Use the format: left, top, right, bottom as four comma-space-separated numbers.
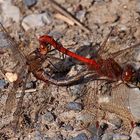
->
0, 22, 140, 131
1, 24, 140, 88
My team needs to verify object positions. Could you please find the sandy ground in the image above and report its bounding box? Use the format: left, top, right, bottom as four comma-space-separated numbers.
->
0, 0, 140, 139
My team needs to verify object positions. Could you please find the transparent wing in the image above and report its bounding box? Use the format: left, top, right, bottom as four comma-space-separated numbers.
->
99, 82, 135, 121
82, 80, 135, 133
81, 80, 106, 129
0, 23, 26, 72
0, 23, 27, 114
107, 41, 140, 65
97, 26, 140, 65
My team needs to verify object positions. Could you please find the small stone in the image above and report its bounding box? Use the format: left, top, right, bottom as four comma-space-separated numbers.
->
23, 0, 37, 8
136, 2, 140, 13
76, 10, 86, 22
129, 88, 140, 120
102, 133, 113, 140
0, 94, 7, 105
86, 124, 100, 139
131, 127, 140, 140
68, 85, 82, 96
68, 84, 86, 97
26, 81, 36, 89
22, 13, 51, 31
42, 112, 55, 123
71, 133, 88, 140
113, 134, 130, 140
42, 11, 53, 25
0, 79, 7, 88
1, 1, 20, 23
5, 72, 18, 82
32, 131, 43, 140
52, 134, 63, 140
62, 124, 73, 131
66, 102, 83, 111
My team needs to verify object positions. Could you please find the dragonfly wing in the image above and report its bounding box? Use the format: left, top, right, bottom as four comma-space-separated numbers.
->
98, 27, 114, 56
99, 82, 135, 130
82, 80, 135, 133
110, 42, 140, 65
82, 80, 106, 125
0, 23, 26, 74
5, 82, 18, 114
0, 23, 27, 114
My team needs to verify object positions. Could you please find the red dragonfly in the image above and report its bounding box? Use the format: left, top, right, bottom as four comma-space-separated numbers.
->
0, 23, 95, 132
37, 28, 140, 132
38, 28, 140, 89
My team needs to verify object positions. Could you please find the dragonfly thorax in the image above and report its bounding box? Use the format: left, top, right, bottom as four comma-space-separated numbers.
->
97, 58, 123, 80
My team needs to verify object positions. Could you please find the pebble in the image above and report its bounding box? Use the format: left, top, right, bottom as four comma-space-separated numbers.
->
131, 127, 140, 140
113, 134, 130, 140
76, 10, 86, 22
42, 12, 53, 25
42, 112, 55, 123
22, 12, 52, 31
62, 124, 74, 131
1, 1, 20, 23
5, 72, 18, 82
23, 0, 37, 8
31, 131, 43, 140
0, 79, 7, 89
66, 102, 83, 111
128, 88, 140, 120
0, 94, 7, 105
136, 1, 140, 12
85, 124, 99, 137
101, 133, 113, 140
68, 84, 85, 97
70, 133, 88, 140
0, 0, 139, 139
102, 133, 130, 140
26, 81, 36, 89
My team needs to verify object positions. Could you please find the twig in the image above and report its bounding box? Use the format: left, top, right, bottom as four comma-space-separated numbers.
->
54, 13, 75, 25
17, 88, 37, 93
48, 0, 90, 33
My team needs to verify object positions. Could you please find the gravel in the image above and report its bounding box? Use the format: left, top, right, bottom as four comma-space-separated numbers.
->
0, 0, 140, 139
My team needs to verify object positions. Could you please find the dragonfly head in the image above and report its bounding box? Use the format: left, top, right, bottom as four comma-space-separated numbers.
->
122, 64, 140, 88
38, 44, 48, 55
38, 35, 53, 55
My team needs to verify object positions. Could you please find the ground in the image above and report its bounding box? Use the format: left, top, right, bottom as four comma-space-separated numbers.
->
0, 0, 140, 139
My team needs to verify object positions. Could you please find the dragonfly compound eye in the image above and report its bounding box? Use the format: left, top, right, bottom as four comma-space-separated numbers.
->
39, 45, 48, 55
122, 64, 136, 83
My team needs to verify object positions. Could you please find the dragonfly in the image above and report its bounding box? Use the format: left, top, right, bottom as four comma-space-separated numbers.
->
37, 27, 140, 132
0, 23, 95, 132
38, 27, 140, 88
